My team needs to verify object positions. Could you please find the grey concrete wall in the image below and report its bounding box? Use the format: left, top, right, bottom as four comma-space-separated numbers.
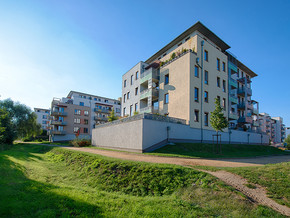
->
92, 119, 143, 152
92, 117, 269, 152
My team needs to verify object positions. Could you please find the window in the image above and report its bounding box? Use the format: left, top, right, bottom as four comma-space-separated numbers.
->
123, 94, 126, 103
105, 99, 108, 103
42, 120, 47, 124
84, 110, 89, 116
222, 80, 226, 92
163, 53, 167, 57
123, 107, 126, 116
127, 92, 130, 99
178, 42, 182, 46
185, 36, 190, 41
164, 93, 169, 104
217, 77, 220, 87
217, 58, 220, 71
194, 66, 199, 77
204, 91, 208, 103
222, 98, 226, 109
135, 87, 138, 95
84, 128, 88, 133
217, 96, 221, 104
131, 75, 133, 85
74, 109, 81, 115
135, 103, 138, 111
74, 118, 80, 124
204, 50, 208, 62
194, 110, 199, 122
222, 62, 226, 72
73, 127, 80, 133
124, 80, 127, 87
130, 105, 133, 116
94, 98, 97, 101
204, 71, 208, 84
84, 119, 89, 125
194, 87, 199, 102
136, 71, 139, 80
165, 74, 169, 85
204, 113, 209, 126
42, 115, 47, 119
79, 102, 84, 106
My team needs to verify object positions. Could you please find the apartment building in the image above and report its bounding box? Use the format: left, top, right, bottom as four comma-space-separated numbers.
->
122, 21, 260, 132
34, 108, 50, 130
49, 91, 121, 141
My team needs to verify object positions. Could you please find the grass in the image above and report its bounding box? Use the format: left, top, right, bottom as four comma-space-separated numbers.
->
0, 144, 286, 217
149, 143, 288, 158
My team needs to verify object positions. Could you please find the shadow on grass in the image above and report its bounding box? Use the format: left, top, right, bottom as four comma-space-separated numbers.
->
0, 144, 103, 217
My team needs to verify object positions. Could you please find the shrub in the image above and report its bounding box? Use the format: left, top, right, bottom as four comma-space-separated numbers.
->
171, 52, 176, 59
70, 138, 91, 147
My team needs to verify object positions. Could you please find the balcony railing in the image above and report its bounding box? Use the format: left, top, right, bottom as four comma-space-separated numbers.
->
140, 68, 159, 84
51, 110, 68, 116
238, 116, 252, 123
229, 95, 238, 104
94, 116, 108, 121
237, 87, 252, 96
51, 120, 67, 126
237, 102, 245, 109
140, 88, 159, 100
94, 108, 111, 114
229, 78, 238, 89
228, 112, 238, 120
228, 61, 237, 73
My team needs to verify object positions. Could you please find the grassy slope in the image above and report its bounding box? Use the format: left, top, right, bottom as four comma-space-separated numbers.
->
0, 144, 285, 217
149, 143, 288, 158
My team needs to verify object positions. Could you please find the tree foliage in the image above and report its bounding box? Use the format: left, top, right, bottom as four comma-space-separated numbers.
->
285, 134, 290, 150
210, 98, 229, 133
108, 109, 118, 122
0, 99, 42, 143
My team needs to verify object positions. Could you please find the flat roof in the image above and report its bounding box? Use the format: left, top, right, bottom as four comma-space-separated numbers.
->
34, 108, 50, 111
237, 60, 258, 78
145, 21, 230, 64
67, 91, 120, 102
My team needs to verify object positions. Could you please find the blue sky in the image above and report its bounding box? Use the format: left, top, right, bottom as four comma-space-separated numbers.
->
0, 0, 289, 126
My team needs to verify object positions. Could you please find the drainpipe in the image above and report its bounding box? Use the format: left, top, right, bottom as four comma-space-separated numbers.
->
200, 41, 204, 143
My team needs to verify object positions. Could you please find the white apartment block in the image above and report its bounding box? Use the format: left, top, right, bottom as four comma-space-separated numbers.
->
121, 21, 262, 133
34, 108, 50, 130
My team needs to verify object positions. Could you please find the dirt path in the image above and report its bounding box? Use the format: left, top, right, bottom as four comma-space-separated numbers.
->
63, 146, 290, 167
201, 170, 290, 216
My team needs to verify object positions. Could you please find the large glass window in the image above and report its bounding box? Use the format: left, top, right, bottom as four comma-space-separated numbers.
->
194, 110, 199, 122
223, 80, 226, 92
194, 88, 199, 102
217, 58, 220, 71
204, 112, 209, 126
164, 93, 169, 104
204, 91, 209, 103
217, 77, 220, 87
204, 50, 208, 62
205, 71, 208, 84
194, 66, 199, 77
165, 74, 169, 85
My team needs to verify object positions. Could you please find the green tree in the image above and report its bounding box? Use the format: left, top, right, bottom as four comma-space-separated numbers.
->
284, 134, 290, 150
0, 108, 15, 144
0, 99, 42, 142
108, 109, 118, 122
210, 98, 229, 153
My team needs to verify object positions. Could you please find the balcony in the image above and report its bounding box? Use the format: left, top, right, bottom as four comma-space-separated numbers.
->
228, 61, 237, 73
94, 108, 111, 114
252, 108, 259, 115
252, 120, 259, 127
51, 110, 67, 116
94, 116, 108, 121
49, 130, 66, 135
229, 95, 238, 104
238, 116, 252, 123
237, 87, 252, 96
229, 112, 238, 120
51, 120, 67, 126
237, 102, 245, 110
140, 68, 159, 85
140, 88, 159, 100
229, 78, 238, 89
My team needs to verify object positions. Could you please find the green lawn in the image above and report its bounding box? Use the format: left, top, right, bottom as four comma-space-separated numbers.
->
149, 143, 288, 158
0, 144, 285, 217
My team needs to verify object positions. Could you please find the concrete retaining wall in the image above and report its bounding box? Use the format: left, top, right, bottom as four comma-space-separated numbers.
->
92, 116, 269, 152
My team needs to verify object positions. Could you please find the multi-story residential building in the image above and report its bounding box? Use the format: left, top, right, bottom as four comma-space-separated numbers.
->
34, 108, 50, 130
122, 21, 260, 133
49, 91, 121, 141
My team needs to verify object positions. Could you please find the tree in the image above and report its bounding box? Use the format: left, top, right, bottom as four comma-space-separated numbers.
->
0, 108, 15, 144
0, 99, 42, 143
210, 98, 229, 153
108, 109, 118, 122
285, 135, 290, 150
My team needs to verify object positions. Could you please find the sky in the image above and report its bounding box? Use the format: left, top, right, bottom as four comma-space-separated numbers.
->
0, 0, 289, 126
